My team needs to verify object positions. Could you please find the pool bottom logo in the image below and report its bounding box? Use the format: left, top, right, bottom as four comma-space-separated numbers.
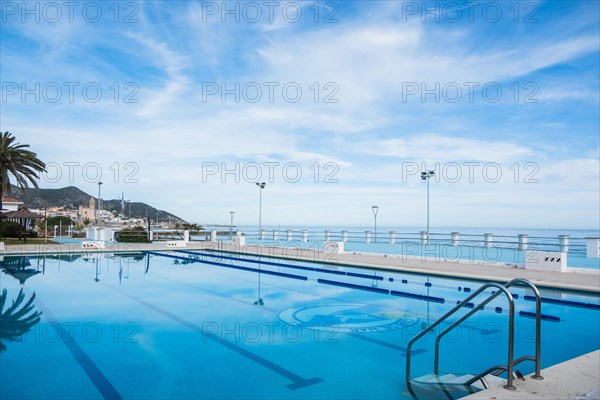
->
277, 303, 419, 333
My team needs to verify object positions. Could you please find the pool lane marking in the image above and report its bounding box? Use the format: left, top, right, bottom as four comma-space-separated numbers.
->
176, 250, 383, 281
104, 284, 323, 390
146, 251, 308, 281
34, 299, 124, 400
148, 251, 432, 356
149, 272, 429, 358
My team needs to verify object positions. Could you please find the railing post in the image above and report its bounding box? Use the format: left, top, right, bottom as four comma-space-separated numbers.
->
586, 237, 600, 258
484, 233, 493, 248
451, 232, 459, 246
420, 231, 428, 245
518, 234, 528, 250
341, 230, 348, 242
287, 230, 293, 241
259, 229, 265, 240
365, 231, 371, 243
558, 234, 569, 253
273, 230, 279, 240
389, 231, 396, 244
324, 230, 331, 241
302, 230, 308, 242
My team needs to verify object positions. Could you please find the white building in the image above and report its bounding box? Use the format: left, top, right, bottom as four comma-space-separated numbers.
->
1, 195, 24, 213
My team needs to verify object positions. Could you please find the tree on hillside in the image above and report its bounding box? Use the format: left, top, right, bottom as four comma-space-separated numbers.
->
0, 132, 46, 212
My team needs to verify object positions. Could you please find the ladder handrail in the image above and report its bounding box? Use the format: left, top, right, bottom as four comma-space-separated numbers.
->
406, 278, 543, 393
434, 278, 543, 380
434, 289, 506, 373
406, 282, 515, 389
464, 355, 535, 386
504, 278, 543, 380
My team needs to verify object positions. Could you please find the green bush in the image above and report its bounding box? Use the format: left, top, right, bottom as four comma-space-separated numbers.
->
117, 226, 149, 243
0, 221, 23, 237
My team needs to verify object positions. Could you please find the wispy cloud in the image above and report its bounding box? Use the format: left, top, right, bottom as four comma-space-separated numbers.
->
1, 0, 598, 228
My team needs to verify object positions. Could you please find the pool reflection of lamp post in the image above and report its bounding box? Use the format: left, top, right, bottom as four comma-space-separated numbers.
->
372, 205, 379, 243
254, 264, 264, 306
94, 259, 100, 282
255, 182, 266, 238
230, 211, 235, 239
421, 170, 435, 240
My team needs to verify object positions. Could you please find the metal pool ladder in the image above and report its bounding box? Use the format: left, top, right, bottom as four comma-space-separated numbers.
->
406, 278, 544, 394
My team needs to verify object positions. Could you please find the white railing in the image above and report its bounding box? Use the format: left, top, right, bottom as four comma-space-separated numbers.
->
239, 228, 594, 255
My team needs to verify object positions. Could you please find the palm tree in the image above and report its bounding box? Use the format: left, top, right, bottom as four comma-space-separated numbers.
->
0, 288, 42, 351
0, 132, 46, 213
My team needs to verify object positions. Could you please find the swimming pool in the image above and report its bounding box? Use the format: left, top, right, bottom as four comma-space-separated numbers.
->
1, 251, 599, 399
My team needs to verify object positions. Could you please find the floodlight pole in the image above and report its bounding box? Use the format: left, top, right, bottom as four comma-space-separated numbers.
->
421, 171, 435, 238
372, 205, 379, 243
256, 182, 266, 236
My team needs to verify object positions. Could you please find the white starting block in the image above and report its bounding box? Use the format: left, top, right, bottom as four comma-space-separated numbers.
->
0, 242, 5, 252
167, 241, 187, 248
525, 250, 567, 272
82, 241, 106, 250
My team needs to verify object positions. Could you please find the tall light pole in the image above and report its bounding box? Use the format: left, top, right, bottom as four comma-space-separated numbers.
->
230, 211, 235, 239
96, 181, 103, 225
255, 182, 266, 236
421, 170, 435, 238
372, 205, 379, 243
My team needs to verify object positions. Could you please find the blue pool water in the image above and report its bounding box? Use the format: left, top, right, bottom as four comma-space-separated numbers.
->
1, 251, 599, 399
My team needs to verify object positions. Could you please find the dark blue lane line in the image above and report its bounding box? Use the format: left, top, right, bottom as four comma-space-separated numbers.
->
346, 271, 384, 281
176, 250, 382, 281
180, 250, 318, 273
390, 290, 445, 304
153, 273, 429, 359
146, 251, 307, 281
35, 299, 123, 400
523, 295, 600, 309
317, 278, 390, 295
105, 284, 323, 390
518, 311, 561, 322
154, 251, 446, 307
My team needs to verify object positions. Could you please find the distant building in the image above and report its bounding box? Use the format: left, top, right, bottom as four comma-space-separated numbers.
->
1, 195, 24, 213
78, 197, 96, 223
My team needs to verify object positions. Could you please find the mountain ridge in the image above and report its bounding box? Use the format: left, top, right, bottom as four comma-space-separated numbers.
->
7, 186, 187, 223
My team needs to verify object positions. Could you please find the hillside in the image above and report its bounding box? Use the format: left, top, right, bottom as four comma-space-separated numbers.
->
8, 186, 187, 223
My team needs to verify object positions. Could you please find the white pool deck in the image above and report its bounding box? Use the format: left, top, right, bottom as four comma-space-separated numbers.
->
464, 350, 600, 400
2, 240, 599, 399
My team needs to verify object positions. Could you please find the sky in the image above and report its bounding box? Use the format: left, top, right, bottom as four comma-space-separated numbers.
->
1, 0, 599, 229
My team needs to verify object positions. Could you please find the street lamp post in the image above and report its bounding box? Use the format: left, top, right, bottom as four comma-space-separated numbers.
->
96, 181, 103, 225
421, 170, 435, 239
372, 205, 379, 243
44, 206, 47, 244
230, 211, 235, 239
255, 182, 266, 237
